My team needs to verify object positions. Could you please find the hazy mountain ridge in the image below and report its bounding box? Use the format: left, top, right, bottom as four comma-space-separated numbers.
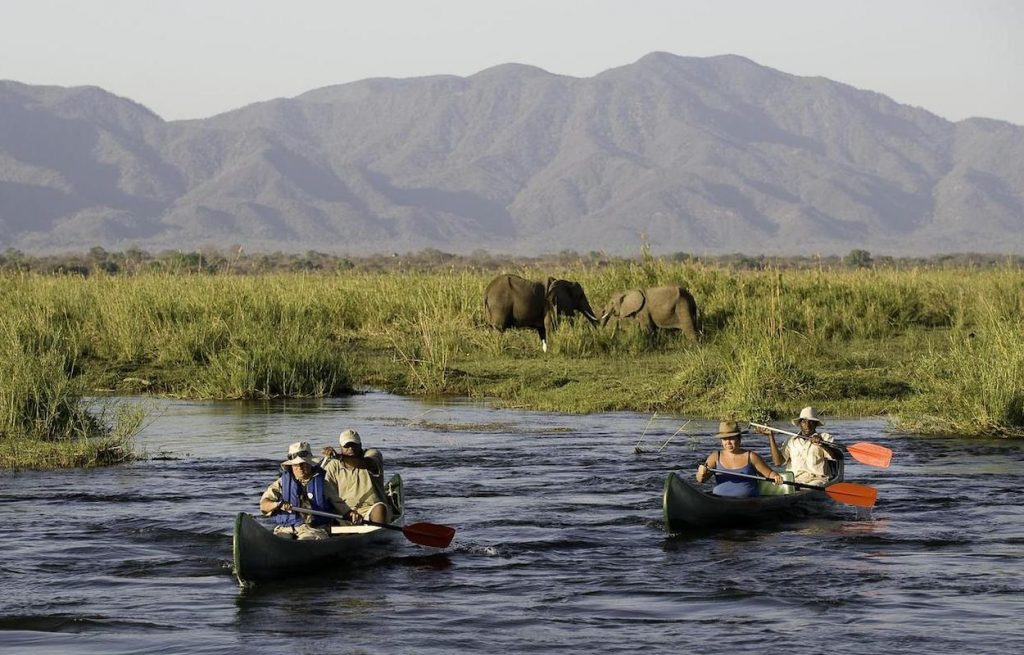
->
1, 53, 1022, 255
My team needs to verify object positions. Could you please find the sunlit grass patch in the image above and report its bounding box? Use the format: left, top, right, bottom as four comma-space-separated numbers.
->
895, 300, 1024, 437
0, 330, 144, 468
2, 264, 1023, 442
188, 337, 352, 399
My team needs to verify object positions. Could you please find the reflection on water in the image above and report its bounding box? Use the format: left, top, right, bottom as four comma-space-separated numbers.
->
1, 392, 1023, 654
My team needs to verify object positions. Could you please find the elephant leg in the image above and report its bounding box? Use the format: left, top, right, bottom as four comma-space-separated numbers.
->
678, 305, 699, 341
638, 312, 655, 333
485, 301, 511, 331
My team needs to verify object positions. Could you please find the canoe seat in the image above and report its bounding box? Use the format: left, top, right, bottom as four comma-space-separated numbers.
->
757, 470, 795, 496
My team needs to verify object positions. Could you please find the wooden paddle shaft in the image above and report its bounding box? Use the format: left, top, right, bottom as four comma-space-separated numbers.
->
749, 421, 893, 469
749, 422, 842, 453
703, 466, 879, 508
288, 505, 401, 532
704, 467, 820, 492
290, 506, 456, 547
749, 422, 802, 439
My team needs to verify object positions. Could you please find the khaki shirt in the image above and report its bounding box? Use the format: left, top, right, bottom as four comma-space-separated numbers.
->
783, 434, 835, 485
322, 450, 385, 514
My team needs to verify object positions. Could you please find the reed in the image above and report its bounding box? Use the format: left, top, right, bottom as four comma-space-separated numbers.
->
0, 280, 144, 468
894, 295, 1024, 437
0, 402, 145, 470
0, 263, 1021, 453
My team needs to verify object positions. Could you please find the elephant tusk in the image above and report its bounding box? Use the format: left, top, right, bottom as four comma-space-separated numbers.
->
584, 310, 599, 322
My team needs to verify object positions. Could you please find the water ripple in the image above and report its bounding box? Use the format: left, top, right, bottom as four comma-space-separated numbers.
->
1, 395, 1022, 655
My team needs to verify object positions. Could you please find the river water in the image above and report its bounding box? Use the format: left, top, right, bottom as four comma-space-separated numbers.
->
1, 392, 1022, 654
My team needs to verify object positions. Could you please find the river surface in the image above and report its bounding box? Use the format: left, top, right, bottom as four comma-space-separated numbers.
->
1, 392, 1022, 655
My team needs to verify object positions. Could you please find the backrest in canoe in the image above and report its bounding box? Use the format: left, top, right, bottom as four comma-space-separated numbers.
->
757, 470, 795, 496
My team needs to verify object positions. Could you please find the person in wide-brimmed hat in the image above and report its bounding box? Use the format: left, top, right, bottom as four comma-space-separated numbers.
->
764, 406, 838, 486
791, 406, 824, 428
259, 441, 346, 540
696, 421, 783, 497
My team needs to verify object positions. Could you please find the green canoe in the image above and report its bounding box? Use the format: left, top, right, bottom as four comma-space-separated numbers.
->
662, 456, 845, 533
233, 474, 404, 585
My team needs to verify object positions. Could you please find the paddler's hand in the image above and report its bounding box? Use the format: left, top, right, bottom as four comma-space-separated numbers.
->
346, 510, 363, 524
752, 425, 771, 435
696, 464, 708, 483
770, 472, 784, 485
809, 434, 823, 445
278, 501, 293, 514
322, 446, 338, 458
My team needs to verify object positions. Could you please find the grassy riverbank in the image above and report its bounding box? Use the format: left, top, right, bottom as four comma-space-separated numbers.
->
1, 260, 1021, 468
0, 340, 144, 469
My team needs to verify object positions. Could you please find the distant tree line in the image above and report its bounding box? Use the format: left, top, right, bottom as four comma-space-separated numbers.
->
1, 246, 1022, 275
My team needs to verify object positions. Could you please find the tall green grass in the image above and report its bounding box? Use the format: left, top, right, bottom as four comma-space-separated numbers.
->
0, 276, 144, 468
1, 263, 1022, 449
895, 296, 1024, 437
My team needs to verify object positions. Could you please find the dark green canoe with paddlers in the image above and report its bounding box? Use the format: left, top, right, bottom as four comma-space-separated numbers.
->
232, 474, 456, 585
662, 454, 881, 533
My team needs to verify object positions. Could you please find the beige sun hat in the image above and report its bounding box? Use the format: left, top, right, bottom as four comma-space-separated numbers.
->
282, 441, 316, 466
791, 406, 824, 426
714, 421, 746, 439
339, 429, 362, 448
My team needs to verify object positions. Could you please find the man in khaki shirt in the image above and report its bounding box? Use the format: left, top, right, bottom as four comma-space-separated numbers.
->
766, 406, 840, 486
321, 429, 390, 524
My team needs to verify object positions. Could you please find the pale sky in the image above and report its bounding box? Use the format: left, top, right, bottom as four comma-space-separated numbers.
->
1, 0, 1021, 124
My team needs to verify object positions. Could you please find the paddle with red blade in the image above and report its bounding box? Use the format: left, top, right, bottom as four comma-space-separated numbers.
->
290, 506, 456, 548
749, 422, 893, 468
704, 467, 879, 508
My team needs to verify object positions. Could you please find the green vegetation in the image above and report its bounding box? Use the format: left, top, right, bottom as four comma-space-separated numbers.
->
1, 256, 1022, 470
0, 295, 145, 469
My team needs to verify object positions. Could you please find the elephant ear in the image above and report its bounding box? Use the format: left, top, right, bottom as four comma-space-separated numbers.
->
620, 290, 646, 317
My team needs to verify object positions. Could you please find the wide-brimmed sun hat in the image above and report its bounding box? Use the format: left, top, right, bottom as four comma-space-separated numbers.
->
791, 406, 824, 426
339, 429, 362, 448
282, 441, 315, 466
715, 421, 746, 439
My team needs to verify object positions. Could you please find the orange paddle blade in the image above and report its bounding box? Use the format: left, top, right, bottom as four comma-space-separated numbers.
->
403, 522, 456, 549
824, 482, 878, 508
846, 442, 893, 468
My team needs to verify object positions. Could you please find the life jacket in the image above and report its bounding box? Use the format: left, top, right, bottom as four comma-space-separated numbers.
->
273, 465, 331, 526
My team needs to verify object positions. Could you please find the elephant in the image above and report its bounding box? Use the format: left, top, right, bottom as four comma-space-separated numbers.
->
546, 278, 599, 327
599, 286, 700, 341
483, 274, 559, 352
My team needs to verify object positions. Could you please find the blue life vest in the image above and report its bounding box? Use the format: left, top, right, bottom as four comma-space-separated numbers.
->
273, 465, 331, 526
712, 452, 759, 497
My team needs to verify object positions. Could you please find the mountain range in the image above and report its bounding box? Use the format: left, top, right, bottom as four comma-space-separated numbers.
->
2, 52, 1023, 255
